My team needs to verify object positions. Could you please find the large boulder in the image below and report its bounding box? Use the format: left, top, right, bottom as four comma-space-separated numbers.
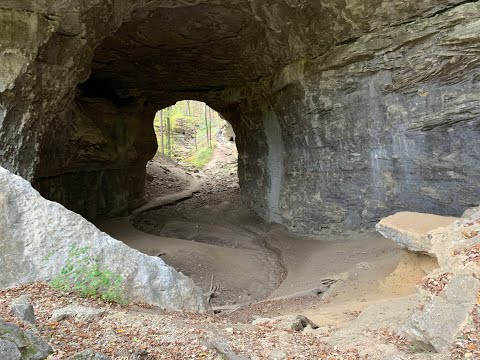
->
0, 319, 52, 360
0, 167, 208, 312
377, 206, 480, 353
402, 274, 480, 352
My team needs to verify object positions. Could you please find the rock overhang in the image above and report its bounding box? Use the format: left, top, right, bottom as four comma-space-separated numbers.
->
0, 0, 479, 232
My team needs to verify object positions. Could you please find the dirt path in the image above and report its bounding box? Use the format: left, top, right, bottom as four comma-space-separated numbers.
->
98, 140, 434, 331
98, 142, 285, 306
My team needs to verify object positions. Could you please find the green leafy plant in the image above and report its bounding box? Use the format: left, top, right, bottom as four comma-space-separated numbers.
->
50, 245, 125, 303
184, 143, 215, 169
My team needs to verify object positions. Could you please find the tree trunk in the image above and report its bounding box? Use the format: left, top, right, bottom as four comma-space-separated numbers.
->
204, 103, 209, 148
209, 107, 213, 147
193, 116, 198, 150
159, 110, 164, 155
166, 108, 171, 157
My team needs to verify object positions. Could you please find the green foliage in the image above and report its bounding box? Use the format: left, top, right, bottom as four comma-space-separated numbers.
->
50, 245, 125, 304
184, 143, 215, 169
154, 100, 223, 161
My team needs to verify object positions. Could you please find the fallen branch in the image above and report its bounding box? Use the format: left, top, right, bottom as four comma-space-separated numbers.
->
212, 280, 339, 314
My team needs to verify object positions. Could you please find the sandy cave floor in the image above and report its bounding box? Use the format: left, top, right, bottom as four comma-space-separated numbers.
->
98, 141, 435, 328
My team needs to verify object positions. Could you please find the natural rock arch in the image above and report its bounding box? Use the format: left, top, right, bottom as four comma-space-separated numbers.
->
1, 1, 479, 233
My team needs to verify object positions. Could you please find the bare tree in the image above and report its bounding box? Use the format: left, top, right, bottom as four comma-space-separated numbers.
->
208, 107, 213, 148
159, 109, 164, 155
166, 107, 171, 157
204, 102, 209, 148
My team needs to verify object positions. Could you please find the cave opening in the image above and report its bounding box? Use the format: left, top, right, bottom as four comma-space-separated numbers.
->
142, 99, 239, 210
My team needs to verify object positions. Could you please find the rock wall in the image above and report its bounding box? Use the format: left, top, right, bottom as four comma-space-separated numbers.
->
0, 1, 479, 231
223, 1, 480, 233
33, 95, 157, 219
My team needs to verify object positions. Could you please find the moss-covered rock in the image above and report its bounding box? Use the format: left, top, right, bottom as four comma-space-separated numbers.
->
0, 319, 52, 360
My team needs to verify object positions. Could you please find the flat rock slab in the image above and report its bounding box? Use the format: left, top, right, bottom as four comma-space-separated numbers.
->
328, 297, 419, 348
51, 305, 105, 322
376, 212, 457, 255
67, 349, 111, 360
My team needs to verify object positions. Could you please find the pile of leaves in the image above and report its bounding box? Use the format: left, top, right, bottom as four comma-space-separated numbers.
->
421, 272, 453, 298
0, 283, 366, 360
452, 304, 480, 359
463, 244, 480, 265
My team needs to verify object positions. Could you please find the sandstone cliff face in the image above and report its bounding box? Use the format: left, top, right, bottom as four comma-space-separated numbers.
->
0, 1, 478, 230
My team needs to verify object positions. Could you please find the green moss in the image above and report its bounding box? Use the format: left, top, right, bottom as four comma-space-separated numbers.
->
50, 245, 125, 304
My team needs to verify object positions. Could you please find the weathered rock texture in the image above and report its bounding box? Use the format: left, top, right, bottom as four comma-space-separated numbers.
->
0, 319, 52, 360
0, 167, 208, 312
0, 1, 479, 231
377, 207, 480, 352
376, 212, 457, 255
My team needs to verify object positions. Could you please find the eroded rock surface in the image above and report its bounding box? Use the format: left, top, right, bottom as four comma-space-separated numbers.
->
0, 1, 479, 232
0, 319, 52, 360
404, 274, 480, 352
377, 207, 480, 353
0, 167, 208, 312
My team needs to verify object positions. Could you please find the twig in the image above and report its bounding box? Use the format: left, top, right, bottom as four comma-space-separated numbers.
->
206, 275, 219, 305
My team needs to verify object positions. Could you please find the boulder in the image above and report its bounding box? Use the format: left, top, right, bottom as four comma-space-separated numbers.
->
377, 207, 480, 353
0, 167, 208, 312
10, 295, 36, 325
402, 274, 480, 352
0, 319, 53, 360
0, 339, 21, 360
375, 212, 457, 256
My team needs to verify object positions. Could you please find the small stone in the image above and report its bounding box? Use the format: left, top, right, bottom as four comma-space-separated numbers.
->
225, 327, 234, 335
10, 295, 35, 325
291, 318, 305, 332
51, 305, 106, 322
268, 350, 287, 360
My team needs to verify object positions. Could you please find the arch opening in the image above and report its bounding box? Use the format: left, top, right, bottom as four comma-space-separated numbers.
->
142, 100, 239, 208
